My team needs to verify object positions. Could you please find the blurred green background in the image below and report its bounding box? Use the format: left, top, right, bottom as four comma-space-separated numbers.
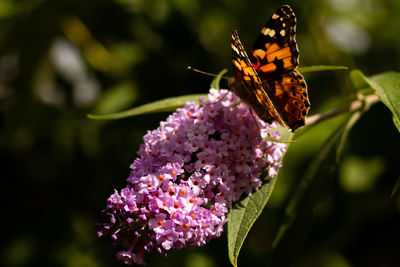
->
1, 0, 400, 266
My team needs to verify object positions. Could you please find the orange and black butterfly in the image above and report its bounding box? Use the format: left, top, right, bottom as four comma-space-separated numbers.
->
228, 5, 310, 132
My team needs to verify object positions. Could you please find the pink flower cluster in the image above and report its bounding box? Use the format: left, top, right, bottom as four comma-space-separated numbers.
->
97, 89, 286, 265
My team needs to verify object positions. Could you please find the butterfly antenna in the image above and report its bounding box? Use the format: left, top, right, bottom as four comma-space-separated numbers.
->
187, 66, 229, 80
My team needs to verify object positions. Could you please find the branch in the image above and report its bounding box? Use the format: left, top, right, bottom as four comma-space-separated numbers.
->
305, 94, 380, 126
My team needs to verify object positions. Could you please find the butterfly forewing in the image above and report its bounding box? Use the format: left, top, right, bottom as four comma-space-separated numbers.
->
229, 31, 285, 126
250, 5, 299, 76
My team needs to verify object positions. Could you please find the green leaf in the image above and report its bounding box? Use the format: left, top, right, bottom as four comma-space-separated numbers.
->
87, 94, 207, 120
298, 65, 348, 73
210, 69, 228, 90
335, 110, 362, 162
269, 111, 361, 266
391, 176, 400, 198
363, 71, 400, 133
349, 69, 369, 89
227, 177, 278, 267
227, 131, 294, 267
264, 136, 295, 144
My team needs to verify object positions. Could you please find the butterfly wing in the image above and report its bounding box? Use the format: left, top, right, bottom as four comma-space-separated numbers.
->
250, 5, 299, 76
251, 5, 310, 131
229, 30, 285, 126
261, 70, 310, 131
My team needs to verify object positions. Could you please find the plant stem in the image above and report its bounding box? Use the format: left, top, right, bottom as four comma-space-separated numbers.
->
305, 94, 380, 126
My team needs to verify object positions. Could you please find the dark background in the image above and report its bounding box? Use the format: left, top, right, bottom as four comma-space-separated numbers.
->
1, 0, 400, 266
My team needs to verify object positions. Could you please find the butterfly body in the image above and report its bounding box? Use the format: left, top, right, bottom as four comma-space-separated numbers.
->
229, 5, 310, 132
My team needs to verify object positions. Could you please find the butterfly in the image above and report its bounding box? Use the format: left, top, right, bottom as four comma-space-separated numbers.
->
228, 5, 310, 132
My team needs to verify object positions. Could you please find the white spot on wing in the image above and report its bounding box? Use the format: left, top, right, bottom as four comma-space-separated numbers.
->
272, 13, 279, 19
231, 43, 240, 54
280, 29, 285, 36
261, 27, 270, 36
268, 29, 276, 37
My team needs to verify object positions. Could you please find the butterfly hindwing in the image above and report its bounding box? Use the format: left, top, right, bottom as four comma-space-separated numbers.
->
261, 70, 309, 130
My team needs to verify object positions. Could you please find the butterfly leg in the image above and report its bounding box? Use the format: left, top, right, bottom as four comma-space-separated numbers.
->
249, 108, 261, 133
214, 91, 230, 104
